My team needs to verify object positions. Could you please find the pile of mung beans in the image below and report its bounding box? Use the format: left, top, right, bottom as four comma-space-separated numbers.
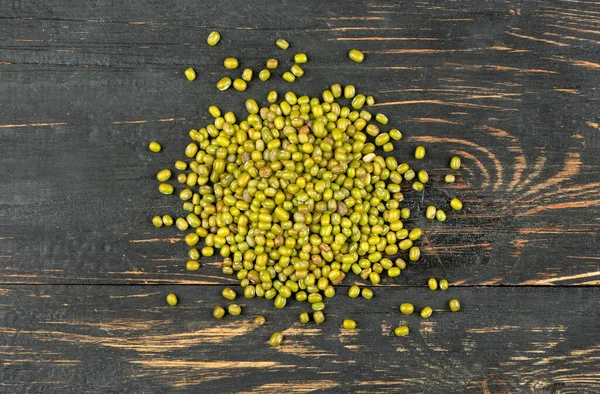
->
150, 34, 464, 347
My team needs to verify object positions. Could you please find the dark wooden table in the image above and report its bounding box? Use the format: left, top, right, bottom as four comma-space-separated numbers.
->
1, 1, 599, 392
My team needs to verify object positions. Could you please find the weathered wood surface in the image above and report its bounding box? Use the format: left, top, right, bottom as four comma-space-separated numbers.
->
0, 0, 599, 392
1, 285, 599, 393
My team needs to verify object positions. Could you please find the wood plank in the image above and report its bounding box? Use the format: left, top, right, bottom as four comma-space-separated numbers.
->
1, 1, 599, 285
0, 285, 598, 392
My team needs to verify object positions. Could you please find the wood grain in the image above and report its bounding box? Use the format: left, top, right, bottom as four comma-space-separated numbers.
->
1, 0, 599, 286
0, 285, 598, 393
0, 0, 599, 392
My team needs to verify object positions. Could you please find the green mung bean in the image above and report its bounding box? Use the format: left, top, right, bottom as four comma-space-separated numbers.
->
152, 216, 163, 228
259, 69, 271, 81
148, 141, 161, 152
294, 53, 307, 63
400, 303, 414, 314
216, 77, 232, 91
449, 299, 461, 312
223, 57, 239, 70
242, 68, 253, 82
450, 156, 461, 170
420, 306, 433, 319
450, 198, 463, 211
349, 49, 364, 62
228, 304, 241, 316
266, 59, 278, 69
207, 31, 221, 46
414, 146, 426, 159
269, 332, 283, 347
394, 326, 409, 336
342, 319, 357, 329
428, 278, 438, 290
439, 279, 449, 290
184, 68, 196, 81
213, 306, 225, 319
166, 293, 178, 306
276, 39, 289, 50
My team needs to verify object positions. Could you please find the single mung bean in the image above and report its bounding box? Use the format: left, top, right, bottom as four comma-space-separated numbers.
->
232, 78, 246, 91
344, 85, 356, 99
366, 95, 375, 106
426, 206, 437, 219
174, 160, 187, 171
342, 319, 357, 329
394, 326, 409, 336
395, 258, 407, 269
375, 113, 388, 124
299, 312, 310, 324
400, 303, 414, 314
213, 306, 226, 318
162, 215, 173, 226
254, 315, 267, 326
400, 208, 410, 220
267, 90, 278, 103
148, 141, 161, 152
313, 311, 326, 324
241, 68, 253, 82
349, 49, 364, 62
418, 170, 429, 184
351, 94, 366, 109
158, 184, 174, 195
259, 69, 271, 81
166, 293, 178, 306
186, 260, 200, 271
216, 77, 232, 91
389, 129, 402, 141
152, 216, 163, 228
331, 83, 342, 98
449, 299, 461, 312
348, 285, 360, 298
361, 288, 373, 299
450, 156, 461, 170
414, 146, 426, 159
294, 53, 307, 63
439, 279, 449, 290
388, 267, 401, 277
207, 31, 221, 46
428, 277, 438, 290
404, 169, 415, 181
184, 68, 196, 81
450, 198, 463, 211
445, 174, 456, 183
223, 57, 239, 70
228, 304, 241, 316
409, 246, 421, 261
420, 306, 433, 319
276, 39, 289, 50
408, 228, 422, 241
412, 181, 424, 192
222, 288, 237, 301
291, 64, 304, 77
269, 332, 283, 347
436, 209, 447, 222
245, 99, 259, 114
266, 59, 278, 69
278, 72, 295, 83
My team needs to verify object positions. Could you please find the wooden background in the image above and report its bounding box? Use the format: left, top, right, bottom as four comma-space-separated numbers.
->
1, 0, 599, 392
